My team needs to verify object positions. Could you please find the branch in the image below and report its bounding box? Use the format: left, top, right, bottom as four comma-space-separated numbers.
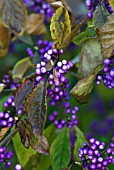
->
0, 128, 18, 147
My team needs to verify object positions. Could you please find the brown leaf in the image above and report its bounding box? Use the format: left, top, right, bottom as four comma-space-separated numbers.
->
26, 13, 47, 35
14, 78, 34, 111
0, 20, 9, 58
70, 74, 95, 104
18, 119, 49, 155
25, 81, 47, 135
0, 0, 27, 35
96, 13, 114, 59
77, 38, 103, 79
0, 127, 10, 141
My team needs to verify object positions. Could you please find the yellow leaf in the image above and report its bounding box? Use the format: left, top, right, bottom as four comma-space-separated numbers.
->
26, 13, 47, 35
50, 7, 71, 49
109, 0, 114, 9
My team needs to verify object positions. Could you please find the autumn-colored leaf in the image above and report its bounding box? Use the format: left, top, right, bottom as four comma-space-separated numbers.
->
50, 7, 71, 49
0, 20, 9, 58
0, 0, 27, 35
26, 13, 47, 35
96, 13, 114, 59
17, 119, 49, 155
25, 81, 47, 135
77, 38, 103, 79
109, 0, 114, 9
14, 79, 34, 111
0, 127, 10, 141
70, 74, 95, 104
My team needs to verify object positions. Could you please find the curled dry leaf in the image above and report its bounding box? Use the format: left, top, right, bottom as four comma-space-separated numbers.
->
25, 81, 47, 135
14, 78, 34, 111
0, 0, 27, 35
70, 74, 95, 104
77, 38, 103, 79
96, 13, 114, 59
26, 13, 47, 35
18, 119, 49, 155
0, 20, 9, 58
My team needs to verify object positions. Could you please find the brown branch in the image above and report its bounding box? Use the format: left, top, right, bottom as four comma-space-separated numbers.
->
0, 128, 18, 147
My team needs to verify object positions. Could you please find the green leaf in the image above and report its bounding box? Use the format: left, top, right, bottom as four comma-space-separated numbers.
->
70, 74, 95, 104
74, 126, 88, 161
50, 127, 70, 170
13, 132, 36, 167
109, 0, 114, 9
93, 6, 108, 28
0, 0, 27, 35
78, 38, 103, 79
0, 83, 5, 93
44, 124, 56, 145
12, 57, 32, 81
50, 7, 71, 49
73, 26, 96, 45
28, 153, 51, 170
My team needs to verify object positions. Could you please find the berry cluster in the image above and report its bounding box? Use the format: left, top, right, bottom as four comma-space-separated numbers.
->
85, 0, 113, 18
78, 138, 114, 170
0, 111, 14, 128
27, 40, 53, 61
49, 105, 78, 129
23, 0, 54, 19
35, 48, 79, 129
0, 146, 22, 169
96, 58, 114, 89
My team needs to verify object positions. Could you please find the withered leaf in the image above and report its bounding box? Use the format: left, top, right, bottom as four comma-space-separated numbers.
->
25, 81, 47, 135
96, 13, 114, 59
14, 79, 34, 111
78, 38, 103, 79
93, 6, 108, 28
26, 13, 47, 35
0, 0, 27, 35
0, 127, 10, 141
50, 7, 71, 49
18, 119, 49, 155
0, 20, 9, 58
70, 74, 95, 104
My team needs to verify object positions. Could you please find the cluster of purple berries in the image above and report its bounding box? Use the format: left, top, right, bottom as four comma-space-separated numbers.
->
27, 40, 53, 61
96, 58, 114, 89
0, 111, 14, 128
85, 0, 113, 18
35, 47, 79, 129
23, 0, 54, 19
78, 138, 114, 170
1, 74, 20, 90
49, 105, 78, 129
0, 146, 22, 169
